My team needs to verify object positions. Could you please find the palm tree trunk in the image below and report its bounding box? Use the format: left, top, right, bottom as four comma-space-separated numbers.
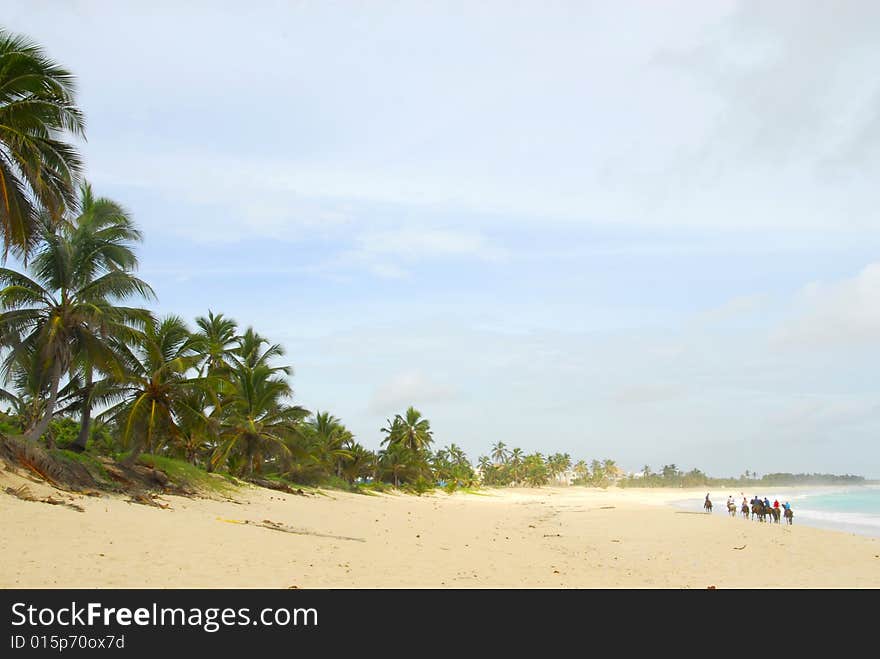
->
70, 369, 94, 452
121, 437, 144, 468
22, 360, 62, 442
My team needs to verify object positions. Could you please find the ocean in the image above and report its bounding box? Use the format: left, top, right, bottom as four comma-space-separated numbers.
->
677, 485, 880, 538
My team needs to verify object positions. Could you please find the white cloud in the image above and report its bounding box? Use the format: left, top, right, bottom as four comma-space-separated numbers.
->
368, 371, 458, 415
694, 293, 769, 325
773, 263, 880, 348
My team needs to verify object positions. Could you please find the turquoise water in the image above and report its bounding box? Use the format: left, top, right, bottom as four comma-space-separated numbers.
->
678, 486, 880, 538
787, 486, 880, 537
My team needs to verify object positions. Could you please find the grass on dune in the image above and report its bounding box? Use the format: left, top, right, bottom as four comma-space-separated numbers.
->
49, 448, 115, 488
136, 454, 239, 495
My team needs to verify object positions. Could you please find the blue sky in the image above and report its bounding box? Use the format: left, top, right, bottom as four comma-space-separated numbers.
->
7, 1, 880, 477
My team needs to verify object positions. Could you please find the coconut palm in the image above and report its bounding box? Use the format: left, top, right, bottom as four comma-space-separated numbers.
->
380, 406, 433, 453
305, 411, 353, 478
193, 310, 239, 377
377, 443, 425, 488
509, 447, 524, 484
59, 183, 148, 451
0, 346, 48, 433
233, 326, 288, 373
340, 443, 375, 484
211, 361, 308, 477
0, 29, 85, 256
603, 458, 620, 481
490, 441, 508, 465
172, 388, 216, 465
0, 211, 153, 442
99, 315, 204, 466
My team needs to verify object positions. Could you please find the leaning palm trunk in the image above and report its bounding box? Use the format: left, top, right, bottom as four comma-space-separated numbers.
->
22, 360, 62, 442
121, 435, 145, 468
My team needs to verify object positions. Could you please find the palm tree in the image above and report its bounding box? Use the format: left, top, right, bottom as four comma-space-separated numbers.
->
100, 316, 204, 466
523, 453, 549, 487
661, 464, 679, 480
377, 443, 425, 488
477, 455, 493, 484
62, 183, 148, 452
340, 443, 375, 485
603, 458, 619, 481
509, 447, 524, 484
380, 406, 433, 453
172, 388, 216, 465
490, 441, 508, 465
0, 212, 153, 442
193, 310, 239, 377
0, 29, 85, 256
0, 346, 48, 433
447, 443, 468, 468
590, 459, 605, 485
306, 411, 353, 478
211, 361, 308, 477
233, 326, 288, 373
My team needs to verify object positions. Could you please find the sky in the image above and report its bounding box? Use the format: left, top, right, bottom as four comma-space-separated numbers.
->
6, 1, 880, 477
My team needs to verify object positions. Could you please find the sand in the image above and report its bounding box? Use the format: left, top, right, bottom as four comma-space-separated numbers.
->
1, 470, 878, 588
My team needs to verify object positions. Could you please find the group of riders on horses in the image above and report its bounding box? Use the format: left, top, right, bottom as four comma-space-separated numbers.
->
704, 493, 794, 524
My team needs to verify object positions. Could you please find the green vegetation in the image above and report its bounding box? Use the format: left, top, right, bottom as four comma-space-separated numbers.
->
0, 29, 84, 256
136, 454, 237, 494
49, 447, 113, 486
617, 465, 866, 488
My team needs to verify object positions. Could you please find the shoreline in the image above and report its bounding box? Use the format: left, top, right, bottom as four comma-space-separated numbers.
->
660, 485, 880, 539
3, 471, 879, 588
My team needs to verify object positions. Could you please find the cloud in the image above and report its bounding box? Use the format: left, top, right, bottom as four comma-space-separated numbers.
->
368, 371, 458, 414
766, 396, 880, 434
773, 263, 880, 348
694, 293, 769, 325
28, 1, 873, 242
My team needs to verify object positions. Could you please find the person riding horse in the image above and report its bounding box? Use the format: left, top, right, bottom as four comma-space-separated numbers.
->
704, 493, 712, 513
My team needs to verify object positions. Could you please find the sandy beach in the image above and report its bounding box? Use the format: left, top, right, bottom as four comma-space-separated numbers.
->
2, 470, 878, 589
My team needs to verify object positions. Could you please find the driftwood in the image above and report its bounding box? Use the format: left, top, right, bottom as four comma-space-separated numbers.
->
217, 517, 364, 542
0, 436, 98, 490
127, 492, 171, 509
247, 477, 307, 496
4, 484, 85, 512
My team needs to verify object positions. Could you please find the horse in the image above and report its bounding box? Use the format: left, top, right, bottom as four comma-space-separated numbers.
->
769, 507, 781, 524
741, 503, 750, 519
751, 502, 763, 521
727, 501, 737, 517
704, 498, 713, 513
784, 508, 793, 525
